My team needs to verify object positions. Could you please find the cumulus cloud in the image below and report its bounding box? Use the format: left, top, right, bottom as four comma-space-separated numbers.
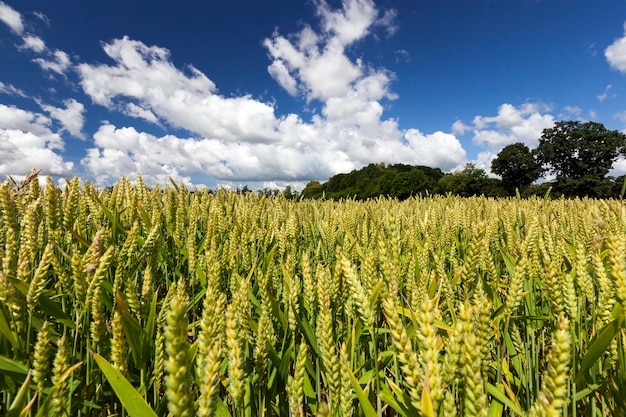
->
0, 104, 73, 176
451, 120, 471, 136
471, 103, 555, 148
76, 0, 467, 187
39, 98, 86, 140
124, 102, 159, 124
263, 0, 398, 110
21, 35, 46, 52
0, 1, 23, 34
77, 36, 279, 143
403, 129, 466, 170
606, 22, 626, 72
316, 0, 378, 46
34, 49, 71, 75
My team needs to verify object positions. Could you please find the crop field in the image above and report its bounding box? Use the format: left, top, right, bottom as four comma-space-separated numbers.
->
0, 174, 625, 416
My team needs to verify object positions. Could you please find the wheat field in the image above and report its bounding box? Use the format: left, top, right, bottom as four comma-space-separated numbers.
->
0, 173, 625, 416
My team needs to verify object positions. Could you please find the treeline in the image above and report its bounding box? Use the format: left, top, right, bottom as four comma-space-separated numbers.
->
302, 120, 626, 200
301, 162, 625, 200
301, 163, 444, 199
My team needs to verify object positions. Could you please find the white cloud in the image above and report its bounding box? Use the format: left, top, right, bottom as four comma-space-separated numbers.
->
21, 35, 46, 52
0, 103, 52, 136
609, 157, 626, 178
560, 105, 582, 120
39, 98, 86, 140
77, 36, 278, 143
0, 81, 26, 97
33, 11, 49, 26
471, 103, 555, 148
403, 129, 466, 170
0, 1, 23, 34
0, 104, 73, 176
376, 8, 398, 37
606, 22, 626, 72
451, 120, 470, 136
597, 85, 612, 102
316, 0, 378, 46
267, 59, 298, 96
124, 102, 159, 124
474, 151, 497, 176
33, 49, 71, 74
71, 0, 468, 187
263, 0, 396, 106
83, 117, 466, 188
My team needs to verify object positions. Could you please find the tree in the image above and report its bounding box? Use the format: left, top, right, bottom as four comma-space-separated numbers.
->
301, 181, 323, 198
437, 163, 504, 197
491, 143, 543, 193
535, 121, 626, 181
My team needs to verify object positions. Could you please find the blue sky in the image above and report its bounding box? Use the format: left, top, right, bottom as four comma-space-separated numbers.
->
1, 0, 626, 189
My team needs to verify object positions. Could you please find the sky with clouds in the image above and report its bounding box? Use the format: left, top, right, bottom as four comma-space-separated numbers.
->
1, 0, 626, 189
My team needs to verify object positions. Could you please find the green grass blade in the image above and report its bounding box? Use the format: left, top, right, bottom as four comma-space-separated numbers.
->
485, 382, 524, 416
0, 302, 19, 351
0, 354, 29, 382
343, 356, 377, 417
575, 317, 623, 383
116, 293, 151, 368
6, 370, 32, 417
92, 352, 158, 417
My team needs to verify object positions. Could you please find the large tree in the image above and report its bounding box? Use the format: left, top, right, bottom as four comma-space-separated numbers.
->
491, 142, 543, 192
535, 121, 626, 181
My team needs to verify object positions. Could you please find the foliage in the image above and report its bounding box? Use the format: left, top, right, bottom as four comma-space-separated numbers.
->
535, 120, 626, 181
1, 172, 626, 416
302, 163, 443, 200
491, 143, 543, 192
437, 163, 505, 197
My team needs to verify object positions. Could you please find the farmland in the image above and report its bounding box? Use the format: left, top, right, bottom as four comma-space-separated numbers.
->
0, 174, 625, 416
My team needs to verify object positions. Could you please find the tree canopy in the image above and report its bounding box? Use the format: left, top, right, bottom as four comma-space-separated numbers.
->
491, 143, 543, 192
301, 163, 443, 200
535, 120, 626, 181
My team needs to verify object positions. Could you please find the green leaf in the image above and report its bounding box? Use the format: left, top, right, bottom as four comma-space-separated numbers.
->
0, 354, 29, 382
342, 356, 377, 417
486, 382, 524, 416
89, 190, 127, 240
63, 224, 91, 249
145, 290, 159, 340
92, 352, 158, 417
116, 293, 151, 368
7, 276, 75, 329
380, 376, 420, 416
35, 361, 82, 417
6, 370, 32, 417
499, 250, 516, 277
38, 294, 76, 329
169, 177, 180, 192
379, 385, 408, 417
136, 201, 152, 230
0, 302, 19, 351
575, 317, 623, 383
296, 310, 319, 357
